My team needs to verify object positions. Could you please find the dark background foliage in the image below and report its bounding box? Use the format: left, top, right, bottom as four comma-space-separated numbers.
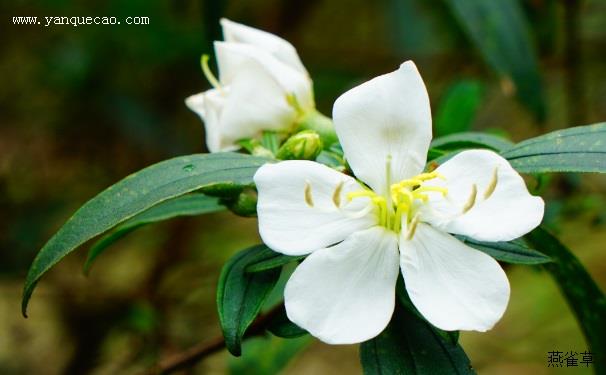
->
1, 0, 605, 373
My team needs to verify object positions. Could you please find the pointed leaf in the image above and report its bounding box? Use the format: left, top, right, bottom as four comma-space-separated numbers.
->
360, 305, 474, 374
246, 253, 305, 273
457, 236, 551, 264
84, 193, 225, 274
501, 123, 606, 173
266, 304, 308, 339
217, 245, 281, 356
23, 152, 269, 316
431, 132, 514, 153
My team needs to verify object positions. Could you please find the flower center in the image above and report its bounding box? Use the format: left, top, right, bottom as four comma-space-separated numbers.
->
346, 171, 447, 234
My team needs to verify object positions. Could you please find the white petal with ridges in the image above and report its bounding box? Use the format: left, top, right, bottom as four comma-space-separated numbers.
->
220, 18, 308, 74
219, 61, 295, 150
420, 150, 544, 242
214, 42, 313, 110
185, 89, 228, 153
333, 61, 432, 195
255, 160, 376, 255
400, 223, 510, 332
185, 92, 206, 118
285, 227, 399, 344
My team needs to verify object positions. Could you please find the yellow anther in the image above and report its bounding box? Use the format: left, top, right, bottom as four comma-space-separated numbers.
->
412, 192, 429, 203
393, 188, 414, 206
332, 181, 344, 208
406, 215, 420, 240
415, 171, 445, 181
483, 167, 498, 200
392, 179, 423, 189
201, 54, 223, 92
304, 181, 314, 207
462, 184, 477, 213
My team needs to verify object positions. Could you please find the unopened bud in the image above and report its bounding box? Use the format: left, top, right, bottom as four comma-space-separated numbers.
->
276, 130, 323, 160
224, 188, 258, 217
295, 110, 338, 148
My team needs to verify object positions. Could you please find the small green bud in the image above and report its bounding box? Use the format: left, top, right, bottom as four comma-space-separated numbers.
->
295, 110, 338, 148
223, 188, 258, 217
276, 130, 323, 160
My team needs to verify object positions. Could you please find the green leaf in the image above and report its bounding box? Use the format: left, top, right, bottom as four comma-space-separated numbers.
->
443, 0, 545, 120
360, 305, 474, 374
217, 244, 282, 356
457, 236, 551, 264
22, 152, 269, 316
266, 304, 308, 339
430, 132, 514, 152
501, 123, 606, 173
526, 227, 606, 372
246, 253, 305, 273
83, 193, 225, 274
435, 80, 483, 137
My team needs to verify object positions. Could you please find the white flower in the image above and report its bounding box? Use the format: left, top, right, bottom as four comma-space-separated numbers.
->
185, 19, 314, 152
254, 61, 544, 344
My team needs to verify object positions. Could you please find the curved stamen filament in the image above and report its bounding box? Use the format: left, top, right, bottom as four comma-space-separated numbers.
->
201, 54, 223, 92
415, 186, 448, 196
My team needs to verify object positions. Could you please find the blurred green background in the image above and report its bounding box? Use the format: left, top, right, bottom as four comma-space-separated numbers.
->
1, 0, 605, 374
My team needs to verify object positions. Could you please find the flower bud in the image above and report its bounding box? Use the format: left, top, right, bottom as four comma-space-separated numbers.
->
185, 19, 314, 153
224, 188, 258, 217
276, 131, 323, 160
295, 110, 338, 148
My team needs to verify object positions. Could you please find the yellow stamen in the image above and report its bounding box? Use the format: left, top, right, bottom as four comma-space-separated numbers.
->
393, 202, 409, 232
304, 181, 314, 207
347, 190, 376, 201
462, 184, 477, 213
332, 181, 344, 208
346, 170, 449, 236
415, 186, 448, 196
483, 167, 498, 199
372, 196, 388, 226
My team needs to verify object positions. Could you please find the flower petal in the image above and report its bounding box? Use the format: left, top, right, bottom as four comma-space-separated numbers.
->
220, 18, 308, 75
219, 61, 296, 149
255, 160, 376, 255
185, 92, 206, 118
333, 61, 432, 195
214, 41, 313, 110
420, 149, 544, 241
185, 89, 228, 153
400, 223, 510, 332
285, 227, 399, 344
